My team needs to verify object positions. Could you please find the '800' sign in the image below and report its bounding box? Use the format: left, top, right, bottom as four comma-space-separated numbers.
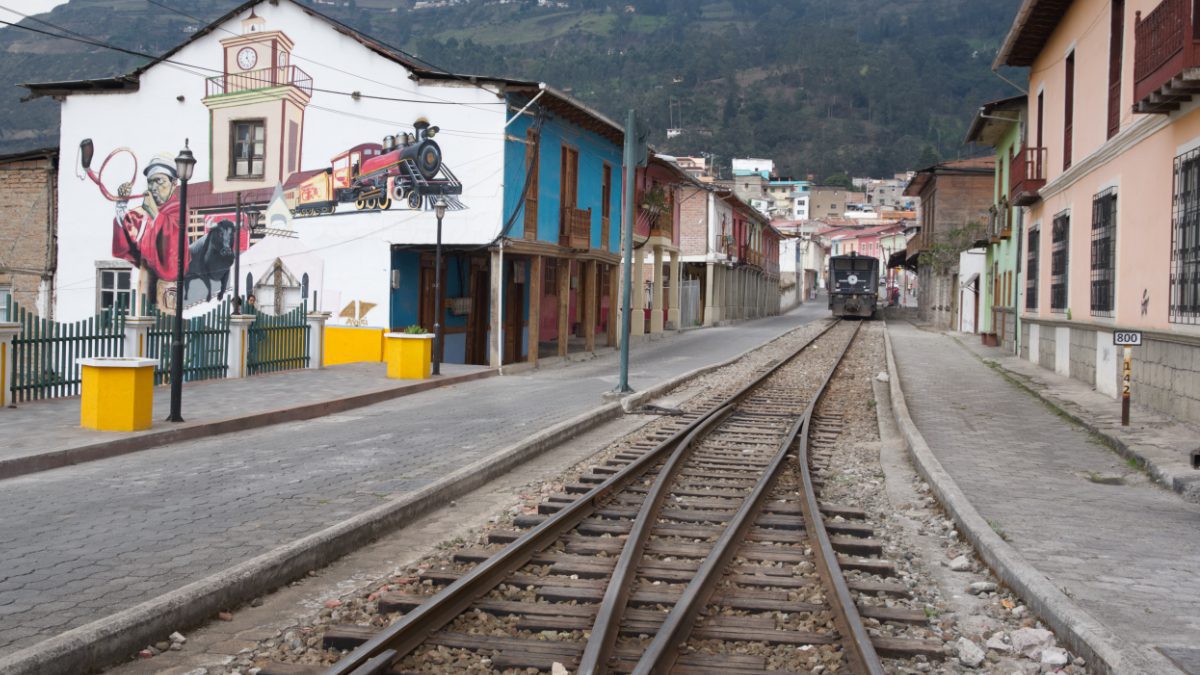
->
1113, 331, 1142, 346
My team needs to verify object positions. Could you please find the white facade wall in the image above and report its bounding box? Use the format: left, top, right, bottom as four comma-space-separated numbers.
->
54, 0, 506, 324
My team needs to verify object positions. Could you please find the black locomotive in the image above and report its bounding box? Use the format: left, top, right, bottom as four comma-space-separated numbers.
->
829, 253, 880, 318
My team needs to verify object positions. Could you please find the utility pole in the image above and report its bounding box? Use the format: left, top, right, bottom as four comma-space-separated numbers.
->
616, 110, 649, 394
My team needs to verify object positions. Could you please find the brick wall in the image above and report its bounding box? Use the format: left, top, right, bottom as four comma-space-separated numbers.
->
0, 153, 56, 316
679, 186, 708, 256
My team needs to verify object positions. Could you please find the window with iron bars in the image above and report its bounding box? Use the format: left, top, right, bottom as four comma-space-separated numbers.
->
1171, 147, 1200, 324
1026, 226, 1039, 310
1050, 211, 1069, 313
1090, 188, 1116, 317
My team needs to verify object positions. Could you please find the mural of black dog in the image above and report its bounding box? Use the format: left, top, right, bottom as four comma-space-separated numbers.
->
185, 220, 236, 302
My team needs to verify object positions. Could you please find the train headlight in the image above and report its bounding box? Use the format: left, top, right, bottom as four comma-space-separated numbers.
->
426, 126, 439, 138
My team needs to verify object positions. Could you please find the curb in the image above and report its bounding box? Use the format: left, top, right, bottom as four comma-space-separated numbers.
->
881, 322, 1176, 675
0, 318, 819, 675
942, 332, 1200, 503
0, 369, 498, 481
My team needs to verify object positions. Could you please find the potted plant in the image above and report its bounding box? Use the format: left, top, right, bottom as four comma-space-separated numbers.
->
640, 185, 670, 217
384, 324, 435, 379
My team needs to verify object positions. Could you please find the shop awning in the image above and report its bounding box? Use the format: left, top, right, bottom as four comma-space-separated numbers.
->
888, 249, 918, 272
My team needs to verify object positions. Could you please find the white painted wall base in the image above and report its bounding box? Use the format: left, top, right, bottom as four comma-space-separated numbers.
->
1055, 326, 1070, 376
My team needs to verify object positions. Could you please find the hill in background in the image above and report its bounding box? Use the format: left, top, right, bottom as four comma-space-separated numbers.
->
0, 0, 1023, 178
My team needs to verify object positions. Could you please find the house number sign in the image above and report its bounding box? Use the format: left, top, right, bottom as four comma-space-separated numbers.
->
1112, 330, 1142, 426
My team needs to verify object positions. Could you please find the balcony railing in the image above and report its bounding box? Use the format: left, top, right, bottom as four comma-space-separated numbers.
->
1010, 145, 1047, 206
206, 65, 314, 98
1134, 0, 1200, 113
560, 206, 592, 250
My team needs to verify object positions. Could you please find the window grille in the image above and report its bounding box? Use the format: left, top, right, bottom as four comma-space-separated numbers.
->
1050, 211, 1069, 313
1171, 147, 1200, 323
1090, 188, 1116, 316
1026, 226, 1039, 310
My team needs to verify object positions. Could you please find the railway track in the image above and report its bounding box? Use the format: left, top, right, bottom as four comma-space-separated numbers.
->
262, 319, 943, 674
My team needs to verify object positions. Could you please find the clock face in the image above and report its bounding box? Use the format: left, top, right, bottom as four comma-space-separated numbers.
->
237, 47, 257, 70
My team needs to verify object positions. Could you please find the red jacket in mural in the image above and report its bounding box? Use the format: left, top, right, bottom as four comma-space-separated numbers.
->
112, 193, 189, 282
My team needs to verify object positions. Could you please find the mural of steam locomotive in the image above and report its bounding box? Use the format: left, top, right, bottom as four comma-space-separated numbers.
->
286, 121, 465, 217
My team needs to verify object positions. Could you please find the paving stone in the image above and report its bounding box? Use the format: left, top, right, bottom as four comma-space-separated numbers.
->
890, 322, 1200, 663
0, 304, 826, 656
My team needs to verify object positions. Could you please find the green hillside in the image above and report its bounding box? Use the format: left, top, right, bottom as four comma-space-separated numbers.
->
0, 0, 1023, 177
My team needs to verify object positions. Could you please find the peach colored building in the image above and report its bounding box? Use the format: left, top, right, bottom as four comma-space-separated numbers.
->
997, 0, 1200, 422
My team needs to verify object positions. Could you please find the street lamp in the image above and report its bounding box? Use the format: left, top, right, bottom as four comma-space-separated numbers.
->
432, 196, 447, 376
167, 140, 195, 423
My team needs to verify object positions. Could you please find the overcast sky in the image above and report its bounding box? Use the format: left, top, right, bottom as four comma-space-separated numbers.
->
0, 0, 71, 28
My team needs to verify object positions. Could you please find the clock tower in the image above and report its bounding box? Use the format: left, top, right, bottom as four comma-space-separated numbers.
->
203, 10, 312, 195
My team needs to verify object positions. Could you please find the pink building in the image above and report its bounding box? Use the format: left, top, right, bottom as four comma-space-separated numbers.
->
997, 0, 1200, 422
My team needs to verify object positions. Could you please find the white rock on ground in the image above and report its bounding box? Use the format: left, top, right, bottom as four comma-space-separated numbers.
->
956, 637, 986, 668
968, 581, 997, 594
949, 555, 972, 571
1010, 626, 1056, 660
985, 632, 1014, 653
170, 631, 187, 644
1040, 647, 1070, 666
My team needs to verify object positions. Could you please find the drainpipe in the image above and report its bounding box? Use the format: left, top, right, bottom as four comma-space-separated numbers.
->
1014, 208, 1024, 357
498, 237, 505, 375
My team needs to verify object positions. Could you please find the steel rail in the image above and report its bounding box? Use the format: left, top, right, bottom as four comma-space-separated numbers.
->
576, 404, 736, 674
323, 320, 843, 675
795, 321, 884, 675
629, 322, 881, 675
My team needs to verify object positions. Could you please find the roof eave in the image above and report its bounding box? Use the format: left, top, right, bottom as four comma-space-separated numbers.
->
993, 0, 1072, 69
22, 76, 139, 100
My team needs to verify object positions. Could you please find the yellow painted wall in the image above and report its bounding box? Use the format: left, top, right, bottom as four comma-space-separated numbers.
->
323, 326, 385, 366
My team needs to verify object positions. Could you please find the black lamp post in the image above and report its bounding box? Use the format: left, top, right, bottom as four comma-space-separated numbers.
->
167, 140, 195, 423
432, 196, 447, 376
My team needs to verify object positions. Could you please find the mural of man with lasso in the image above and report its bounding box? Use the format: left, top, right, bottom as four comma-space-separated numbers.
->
80, 139, 189, 310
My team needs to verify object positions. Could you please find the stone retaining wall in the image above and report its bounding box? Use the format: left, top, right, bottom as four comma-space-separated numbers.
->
1038, 329, 1056, 372
1069, 327, 1095, 385
1020, 319, 1200, 425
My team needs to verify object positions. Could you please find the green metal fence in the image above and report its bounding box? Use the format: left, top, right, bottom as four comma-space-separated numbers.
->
5, 297, 126, 403
146, 298, 231, 385
247, 302, 310, 375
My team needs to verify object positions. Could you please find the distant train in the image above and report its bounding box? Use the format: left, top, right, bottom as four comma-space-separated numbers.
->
286, 120, 463, 216
829, 253, 879, 319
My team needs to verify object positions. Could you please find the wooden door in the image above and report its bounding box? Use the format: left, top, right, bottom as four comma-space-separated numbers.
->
504, 262, 523, 364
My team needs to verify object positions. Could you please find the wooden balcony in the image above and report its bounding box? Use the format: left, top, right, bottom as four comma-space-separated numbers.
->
1010, 145, 1047, 206
560, 206, 592, 250
1134, 0, 1200, 113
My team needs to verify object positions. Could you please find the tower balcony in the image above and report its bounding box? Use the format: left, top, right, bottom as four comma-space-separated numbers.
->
206, 65, 313, 99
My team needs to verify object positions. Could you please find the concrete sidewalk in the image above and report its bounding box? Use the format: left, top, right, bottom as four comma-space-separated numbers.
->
0, 302, 828, 670
0, 361, 493, 479
887, 321, 1200, 673
947, 331, 1200, 502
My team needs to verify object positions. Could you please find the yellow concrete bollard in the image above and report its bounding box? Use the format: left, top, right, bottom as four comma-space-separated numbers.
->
384, 333, 433, 380
78, 357, 158, 431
